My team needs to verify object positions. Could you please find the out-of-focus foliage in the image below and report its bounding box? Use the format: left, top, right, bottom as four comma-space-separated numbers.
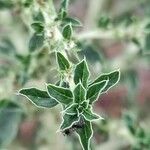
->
0, 100, 23, 147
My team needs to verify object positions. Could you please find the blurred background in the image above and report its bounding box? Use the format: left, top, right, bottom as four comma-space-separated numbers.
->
0, 0, 150, 150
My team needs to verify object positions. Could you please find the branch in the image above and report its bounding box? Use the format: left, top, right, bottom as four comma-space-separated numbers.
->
76, 25, 144, 41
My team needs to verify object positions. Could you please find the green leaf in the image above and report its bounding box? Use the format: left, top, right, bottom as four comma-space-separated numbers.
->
74, 59, 90, 88
33, 10, 44, 22
78, 44, 103, 63
61, 0, 69, 11
123, 113, 137, 135
29, 33, 44, 52
31, 22, 44, 33
76, 120, 93, 150
87, 80, 108, 104
89, 70, 120, 93
132, 38, 141, 47
63, 103, 78, 115
24, 0, 33, 7
56, 52, 70, 71
19, 88, 58, 108
63, 17, 82, 27
0, 100, 23, 147
82, 108, 102, 121
57, 9, 67, 20
47, 84, 73, 105
73, 83, 86, 104
98, 15, 110, 29
144, 33, 150, 54
62, 24, 73, 40
60, 113, 79, 130
145, 22, 150, 33
57, 0, 68, 20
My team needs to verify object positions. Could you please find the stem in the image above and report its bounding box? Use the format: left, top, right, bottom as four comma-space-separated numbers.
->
40, 1, 77, 90
76, 25, 144, 41
40, 0, 56, 25
84, 0, 105, 31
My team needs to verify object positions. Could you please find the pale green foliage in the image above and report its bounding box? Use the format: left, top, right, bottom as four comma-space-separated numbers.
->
20, 53, 120, 150
0, 100, 23, 148
18, 0, 120, 150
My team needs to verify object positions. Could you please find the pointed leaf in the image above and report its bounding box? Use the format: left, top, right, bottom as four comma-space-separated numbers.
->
29, 33, 44, 52
62, 23, 73, 40
82, 108, 102, 121
31, 22, 44, 33
89, 70, 120, 93
63, 17, 82, 27
19, 88, 58, 108
87, 80, 108, 104
60, 113, 79, 130
61, 0, 69, 11
57, 0, 68, 20
76, 120, 93, 150
74, 59, 90, 88
47, 84, 73, 105
58, 0, 69, 20
73, 83, 86, 104
33, 10, 45, 22
56, 52, 70, 71
57, 9, 67, 20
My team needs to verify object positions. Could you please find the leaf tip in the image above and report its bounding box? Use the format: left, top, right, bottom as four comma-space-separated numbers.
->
114, 69, 121, 83
15, 91, 20, 96
18, 88, 25, 95
45, 82, 48, 87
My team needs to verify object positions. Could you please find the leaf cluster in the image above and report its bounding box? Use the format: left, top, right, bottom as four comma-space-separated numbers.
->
17, 1, 120, 150
19, 51, 120, 150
